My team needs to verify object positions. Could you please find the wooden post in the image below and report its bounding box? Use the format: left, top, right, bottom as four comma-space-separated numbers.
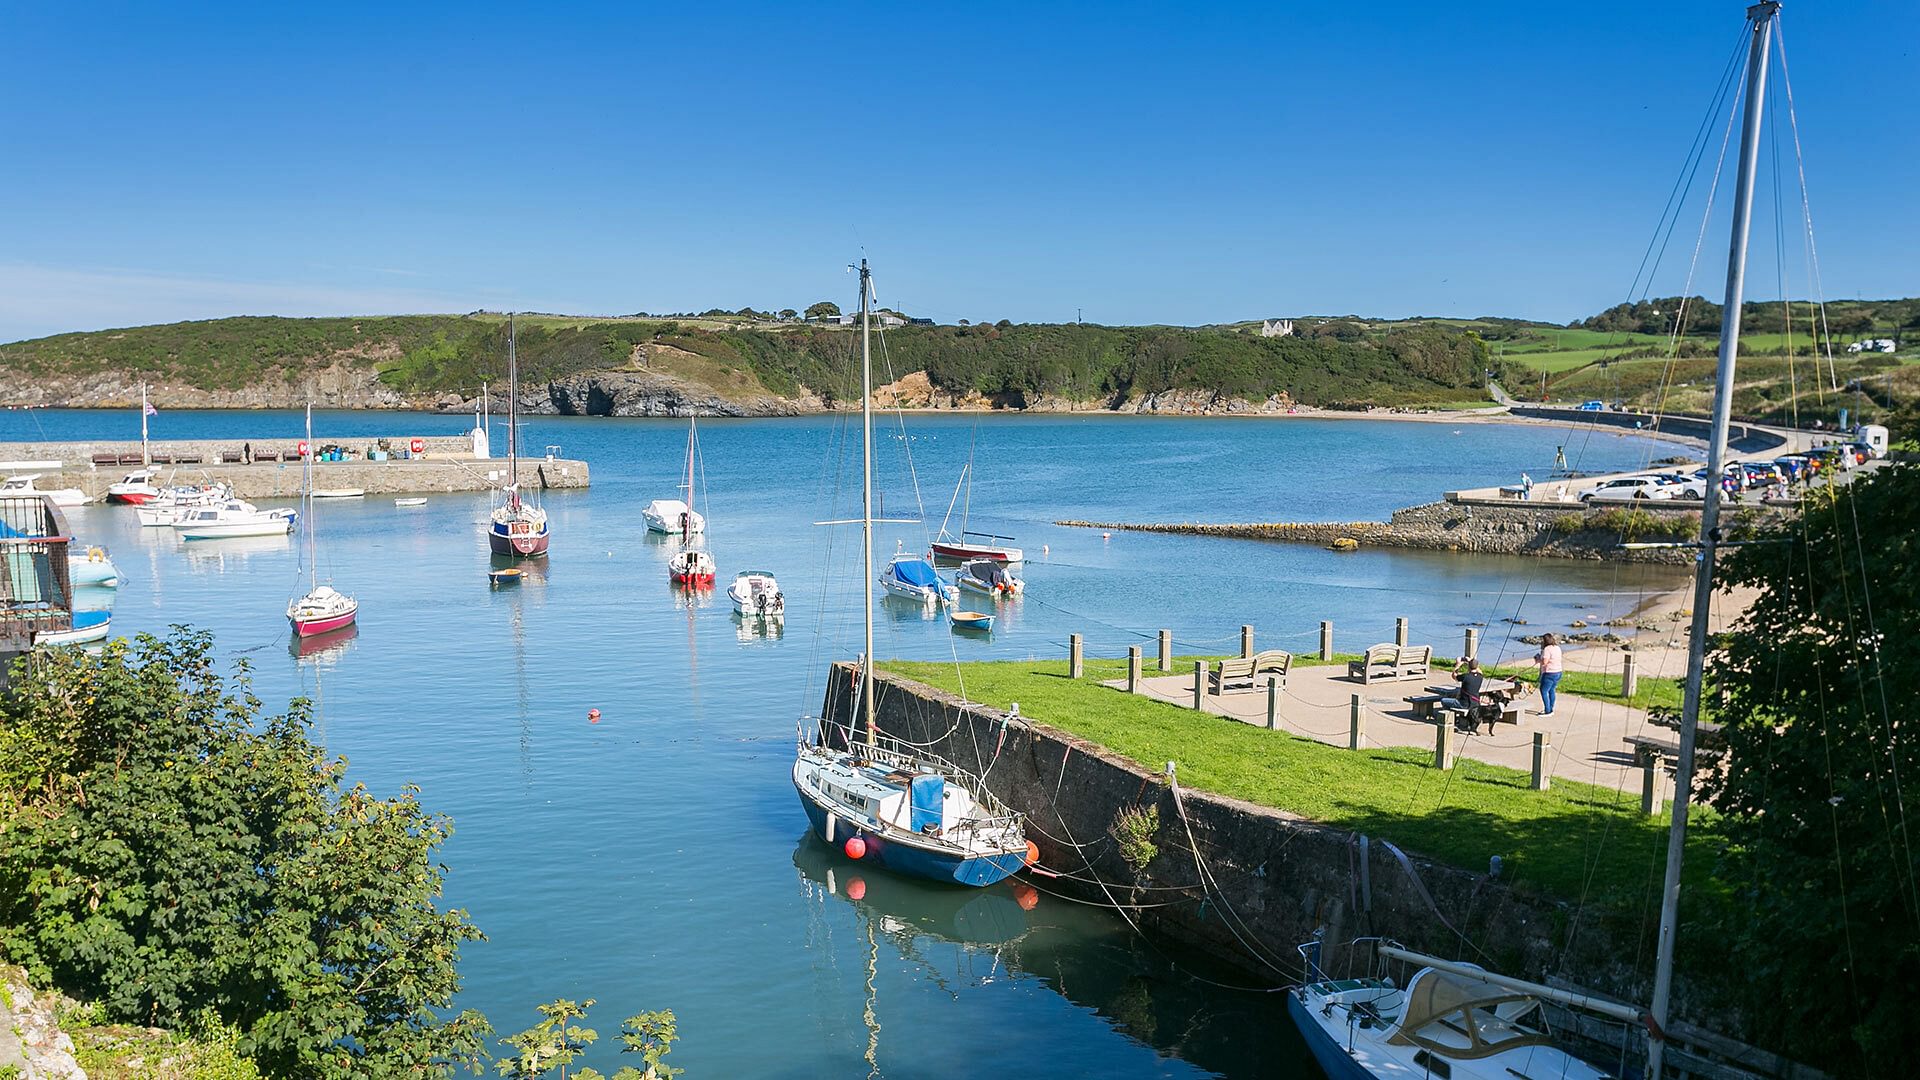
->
1435, 714, 1454, 769
1319, 620, 1333, 661
1127, 646, 1141, 693
1192, 660, 1206, 710
1158, 629, 1172, 672
1642, 755, 1664, 816
1396, 617, 1409, 647
1349, 693, 1364, 750
1241, 624, 1254, 659
1069, 634, 1083, 680
1531, 731, 1551, 791
1266, 678, 1279, 730
1464, 627, 1479, 662
1621, 650, 1638, 699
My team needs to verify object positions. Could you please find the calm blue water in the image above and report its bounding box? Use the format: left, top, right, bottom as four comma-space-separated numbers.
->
15, 409, 1687, 1078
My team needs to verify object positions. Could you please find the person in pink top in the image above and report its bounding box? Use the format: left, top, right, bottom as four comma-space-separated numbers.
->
1534, 633, 1564, 715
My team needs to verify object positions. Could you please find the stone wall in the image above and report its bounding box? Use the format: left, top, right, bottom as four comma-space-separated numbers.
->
836, 667, 1789, 1073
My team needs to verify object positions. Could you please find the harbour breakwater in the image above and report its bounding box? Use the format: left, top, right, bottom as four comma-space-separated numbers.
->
0, 437, 589, 498
1055, 499, 1774, 564
836, 666, 1806, 1078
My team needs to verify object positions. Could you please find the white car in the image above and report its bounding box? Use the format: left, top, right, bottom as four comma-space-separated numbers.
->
1581, 475, 1703, 502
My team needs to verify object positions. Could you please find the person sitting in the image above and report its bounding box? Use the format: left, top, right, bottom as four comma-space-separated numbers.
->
1445, 659, 1490, 733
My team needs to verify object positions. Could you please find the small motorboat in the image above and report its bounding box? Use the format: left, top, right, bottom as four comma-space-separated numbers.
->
1, 474, 90, 508
105, 469, 160, 504
642, 498, 705, 536
287, 584, 358, 638
880, 554, 953, 605
36, 610, 111, 647
930, 531, 1023, 564
67, 546, 121, 588
135, 482, 233, 527
172, 500, 296, 540
950, 609, 995, 632
488, 567, 525, 586
728, 570, 786, 618
670, 549, 716, 587
395, 497, 427, 507
312, 487, 365, 499
955, 558, 1022, 597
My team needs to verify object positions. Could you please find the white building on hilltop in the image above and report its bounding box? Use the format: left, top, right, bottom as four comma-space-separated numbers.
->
1261, 319, 1295, 338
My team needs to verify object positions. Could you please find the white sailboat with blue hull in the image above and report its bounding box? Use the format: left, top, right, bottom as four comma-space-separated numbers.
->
792, 258, 1032, 889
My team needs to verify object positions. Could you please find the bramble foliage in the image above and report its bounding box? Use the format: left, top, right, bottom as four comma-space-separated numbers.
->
1707, 463, 1920, 1074
0, 630, 491, 1078
498, 1000, 680, 1080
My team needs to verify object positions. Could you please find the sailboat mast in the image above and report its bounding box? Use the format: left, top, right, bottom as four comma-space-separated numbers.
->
304, 402, 316, 590
507, 314, 519, 491
860, 259, 876, 744
1646, 5, 1777, 1075
139, 382, 150, 466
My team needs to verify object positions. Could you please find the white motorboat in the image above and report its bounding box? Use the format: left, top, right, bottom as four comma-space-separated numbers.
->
728, 570, 785, 618
135, 482, 233, 527
1290, 950, 1612, 1080
312, 487, 365, 499
643, 418, 708, 535
105, 469, 160, 504
68, 546, 122, 588
880, 553, 952, 605
955, 557, 1022, 597
172, 500, 296, 540
1, 475, 89, 508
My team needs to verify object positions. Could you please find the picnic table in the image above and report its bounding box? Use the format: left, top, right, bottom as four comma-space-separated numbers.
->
1407, 677, 1524, 728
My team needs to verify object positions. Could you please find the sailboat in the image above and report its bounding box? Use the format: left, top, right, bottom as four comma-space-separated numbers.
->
642, 418, 708, 536
792, 259, 1033, 889
287, 404, 358, 638
488, 314, 551, 557
930, 453, 1022, 563
1288, 6, 1781, 1078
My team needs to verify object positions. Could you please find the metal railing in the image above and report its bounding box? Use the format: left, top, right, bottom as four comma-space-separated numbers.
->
0, 495, 73, 647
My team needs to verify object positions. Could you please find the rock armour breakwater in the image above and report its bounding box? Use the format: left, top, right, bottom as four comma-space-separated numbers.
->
1057, 501, 1742, 564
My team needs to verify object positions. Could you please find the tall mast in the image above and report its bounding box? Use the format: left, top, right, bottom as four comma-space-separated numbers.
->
686, 418, 698, 508
507, 314, 519, 492
140, 382, 150, 466
860, 259, 876, 744
1646, 5, 1778, 1075
304, 401, 316, 590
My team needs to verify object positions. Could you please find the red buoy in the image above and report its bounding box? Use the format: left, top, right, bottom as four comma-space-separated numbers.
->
1025, 840, 1041, 866
846, 877, 867, 901
844, 836, 867, 860
587, 708, 601, 723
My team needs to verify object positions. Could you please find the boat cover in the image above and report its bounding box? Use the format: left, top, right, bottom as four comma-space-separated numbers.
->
890, 559, 940, 588
966, 562, 1007, 587
1386, 969, 1553, 1060
910, 774, 945, 833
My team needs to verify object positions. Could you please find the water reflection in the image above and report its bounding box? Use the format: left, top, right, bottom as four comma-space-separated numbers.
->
290, 623, 358, 664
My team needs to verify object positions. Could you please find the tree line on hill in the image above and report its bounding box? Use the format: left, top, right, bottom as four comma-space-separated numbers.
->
1576, 295, 1919, 341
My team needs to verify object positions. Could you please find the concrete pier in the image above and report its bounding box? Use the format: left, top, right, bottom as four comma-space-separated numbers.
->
0, 437, 589, 498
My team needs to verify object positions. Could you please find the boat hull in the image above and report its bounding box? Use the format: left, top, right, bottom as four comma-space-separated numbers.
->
951, 612, 994, 631
489, 522, 549, 557
107, 490, 158, 505
180, 519, 294, 540
290, 607, 358, 638
795, 784, 1026, 888
672, 572, 715, 587
931, 542, 1022, 564
1285, 993, 1379, 1080
37, 611, 111, 647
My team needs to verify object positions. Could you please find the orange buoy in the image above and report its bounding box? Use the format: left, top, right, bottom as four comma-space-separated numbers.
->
846, 876, 867, 901
1025, 840, 1040, 866
587, 708, 601, 723
1012, 882, 1039, 910
844, 836, 867, 860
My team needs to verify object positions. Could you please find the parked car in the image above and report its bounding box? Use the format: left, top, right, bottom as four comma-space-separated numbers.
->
1772, 456, 1809, 482
1575, 400, 1607, 412
1582, 475, 1700, 502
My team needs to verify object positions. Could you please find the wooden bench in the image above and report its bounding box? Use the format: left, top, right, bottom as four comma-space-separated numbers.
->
1211, 649, 1293, 695
1440, 699, 1522, 731
1405, 693, 1446, 720
1251, 649, 1292, 686
91, 453, 120, 466
1624, 734, 1723, 767
220, 450, 243, 464
1349, 643, 1432, 684
117, 453, 144, 466
255, 450, 279, 462
149, 453, 172, 464
173, 454, 203, 464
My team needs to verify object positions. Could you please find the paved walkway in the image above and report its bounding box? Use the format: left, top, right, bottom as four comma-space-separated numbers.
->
1110, 662, 1675, 798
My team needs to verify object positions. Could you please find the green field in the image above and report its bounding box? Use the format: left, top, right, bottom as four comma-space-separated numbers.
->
883, 656, 1716, 911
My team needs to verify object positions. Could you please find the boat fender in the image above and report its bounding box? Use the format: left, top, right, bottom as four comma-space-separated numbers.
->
844, 836, 866, 860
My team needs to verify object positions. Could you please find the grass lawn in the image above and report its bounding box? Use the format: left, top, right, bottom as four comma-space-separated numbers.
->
883, 656, 1719, 912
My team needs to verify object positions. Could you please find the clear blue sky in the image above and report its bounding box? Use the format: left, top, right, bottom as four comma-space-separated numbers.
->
2, 1, 1913, 341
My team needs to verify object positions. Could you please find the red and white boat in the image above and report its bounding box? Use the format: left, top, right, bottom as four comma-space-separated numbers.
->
106, 469, 161, 504
929, 532, 1023, 564
136, 481, 234, 526
669, 549, 715, 587
487, 315, 551, 558
287, 404, 358, 638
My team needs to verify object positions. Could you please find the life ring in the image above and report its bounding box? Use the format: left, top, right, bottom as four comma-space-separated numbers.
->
87, 546, 105, 561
